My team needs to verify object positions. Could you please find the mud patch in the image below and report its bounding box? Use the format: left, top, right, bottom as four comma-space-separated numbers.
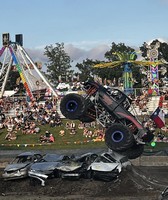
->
0, 166, 166, 200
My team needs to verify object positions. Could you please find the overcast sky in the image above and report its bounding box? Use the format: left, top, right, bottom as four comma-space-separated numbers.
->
1, 0, 168, 70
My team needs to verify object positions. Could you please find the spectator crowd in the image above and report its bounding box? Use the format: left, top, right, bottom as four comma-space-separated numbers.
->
0, 84, 168, 144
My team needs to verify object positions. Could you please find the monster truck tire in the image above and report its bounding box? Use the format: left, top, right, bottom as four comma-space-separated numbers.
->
105, 123, 134, 152
120, 144, 144, 159
60, 93, 85, 119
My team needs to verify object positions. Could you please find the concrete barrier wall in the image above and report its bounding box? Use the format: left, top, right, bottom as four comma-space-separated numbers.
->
131, 156, 168, 166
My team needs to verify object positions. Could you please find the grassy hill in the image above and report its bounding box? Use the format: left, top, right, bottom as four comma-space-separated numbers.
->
0, 119, 167, 151
0, 119, 106, 150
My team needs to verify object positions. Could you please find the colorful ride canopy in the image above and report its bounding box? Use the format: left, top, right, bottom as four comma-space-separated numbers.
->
94, 51, 164, 95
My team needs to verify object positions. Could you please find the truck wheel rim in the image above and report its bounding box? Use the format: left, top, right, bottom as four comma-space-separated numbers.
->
66, 100, 78, 112
111, 131, 124, 142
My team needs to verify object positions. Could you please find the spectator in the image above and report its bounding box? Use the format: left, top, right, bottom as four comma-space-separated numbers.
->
0, 110, 5, 123
59, 129, 65, 136
45, 131, 50, 138
5, 130, 17, 141
49, 134, 55, 142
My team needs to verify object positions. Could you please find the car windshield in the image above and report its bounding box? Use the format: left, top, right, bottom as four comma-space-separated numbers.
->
42, 154, 64, 162
103, 153, 117, 163
94, 156, 110, 163
94, 154, 117, 163
12, 155, 32, 164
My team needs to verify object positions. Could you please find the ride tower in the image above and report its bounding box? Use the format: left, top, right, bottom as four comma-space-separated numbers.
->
123, 62, 133, 95
146, 42, 160, 96
0, 33, 58, 100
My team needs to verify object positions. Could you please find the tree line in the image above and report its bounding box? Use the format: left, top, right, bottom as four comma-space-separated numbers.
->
43, 39, 168, 89
4, 39, 168, 91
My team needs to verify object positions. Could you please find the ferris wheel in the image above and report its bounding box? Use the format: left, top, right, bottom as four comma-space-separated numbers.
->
0, 33, 58, 100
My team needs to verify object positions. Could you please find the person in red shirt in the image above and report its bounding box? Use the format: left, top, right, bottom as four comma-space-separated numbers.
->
49, 134, 55, 143
159, 92, 165, 108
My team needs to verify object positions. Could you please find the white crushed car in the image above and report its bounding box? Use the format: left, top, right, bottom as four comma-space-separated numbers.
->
86, 151, 131, 181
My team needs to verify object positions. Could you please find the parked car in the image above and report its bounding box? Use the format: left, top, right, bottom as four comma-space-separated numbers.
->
2, 152, 42, 180
86, 151, 130, 182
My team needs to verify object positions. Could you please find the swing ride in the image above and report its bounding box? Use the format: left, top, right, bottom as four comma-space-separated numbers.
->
0, 33, 58, 100
94, 50, 165, 95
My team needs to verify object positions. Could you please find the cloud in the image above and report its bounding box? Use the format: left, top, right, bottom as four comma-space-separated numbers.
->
25, 48, 48, 63
24, 42, 110, 71
64, 44, 86, 61
25, 37, 167, 71
65, 43, 110, 62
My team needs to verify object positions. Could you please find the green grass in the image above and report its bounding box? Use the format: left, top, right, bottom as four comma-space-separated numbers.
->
0, 119, 167, 151
0, 119, 106, 150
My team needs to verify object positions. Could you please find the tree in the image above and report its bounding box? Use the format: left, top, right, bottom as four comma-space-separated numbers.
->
105, 42, 136, 61
75, 59, 97, 82
95, 42, 139, 87
94, 42, 162, 90
44, 43, 72, 86
75, 43, 136, 83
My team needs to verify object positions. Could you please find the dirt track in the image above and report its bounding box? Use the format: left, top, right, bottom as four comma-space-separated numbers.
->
0, 166, 167, 200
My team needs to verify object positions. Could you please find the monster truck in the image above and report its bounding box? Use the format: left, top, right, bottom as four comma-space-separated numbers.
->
60, 80, 154, 159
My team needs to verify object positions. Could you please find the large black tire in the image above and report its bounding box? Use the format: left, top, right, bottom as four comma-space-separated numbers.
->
120, 144, 144, 159
60, 93, 85, 120
105, 123, 134, 152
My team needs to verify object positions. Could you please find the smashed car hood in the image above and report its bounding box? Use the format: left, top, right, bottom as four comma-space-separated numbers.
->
4, 163, 29, 171
30, 162, 60, 171
90, 162, 121, 172
56, 162, 82, 171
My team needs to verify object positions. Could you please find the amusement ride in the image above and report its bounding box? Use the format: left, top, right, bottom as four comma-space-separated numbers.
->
0, 33, 58, 100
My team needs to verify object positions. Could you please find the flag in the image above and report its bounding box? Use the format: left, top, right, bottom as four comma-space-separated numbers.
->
150, 107, 165, 128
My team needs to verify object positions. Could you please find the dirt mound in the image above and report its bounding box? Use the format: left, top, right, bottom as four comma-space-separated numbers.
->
0, 166, 164, 200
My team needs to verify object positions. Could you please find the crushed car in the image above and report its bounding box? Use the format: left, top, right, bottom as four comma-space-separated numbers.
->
60, 80, 154, 159
2, 152, 42, 180
28, 151, 130, 186
159, 187, 168, 200
56, 152, 98, 180
28, 153, 70, 186
28, 152, 98, 185
86, 151, 131, 182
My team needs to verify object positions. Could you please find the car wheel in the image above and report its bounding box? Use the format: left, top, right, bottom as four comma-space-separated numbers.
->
85, 169, 93, 179
53, 169, 60, 178
120, 144, 144, 159
60, 93, 86, 119
29, 177, 39, 186
105, 123, 134, 152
